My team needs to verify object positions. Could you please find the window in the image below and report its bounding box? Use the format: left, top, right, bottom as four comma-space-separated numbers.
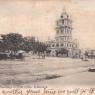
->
65, 37, 67, 41
61, 38, 63, 41
70, 44, 72, 48
56, 44, 59, 47
61, 44, 63, 47
48, 45, 50, 47
57, 30, 59, 34
67, 37, 68, 41
67, 43, 68, 47
52, 44, 55, 47
61, 29, 63, 33
62, 20, 64, 24
65, 43, 67, 47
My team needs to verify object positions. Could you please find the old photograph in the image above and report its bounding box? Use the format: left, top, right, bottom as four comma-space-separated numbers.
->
0, 0, 95, 88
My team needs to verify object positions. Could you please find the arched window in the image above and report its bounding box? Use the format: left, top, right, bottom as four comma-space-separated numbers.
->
61, 44, 63, 47
52, 44, 55, 47
67, 43, 68, 47
61, 29, 63, 34
70, 44, 72, 48
62, 20, 64, 24
56, 43, 59, 47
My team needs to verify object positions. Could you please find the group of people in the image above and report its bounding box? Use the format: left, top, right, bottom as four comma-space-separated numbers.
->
32, 52, 46, 59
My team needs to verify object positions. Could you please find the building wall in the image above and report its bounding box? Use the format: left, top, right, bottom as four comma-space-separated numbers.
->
46, 9, 79, 58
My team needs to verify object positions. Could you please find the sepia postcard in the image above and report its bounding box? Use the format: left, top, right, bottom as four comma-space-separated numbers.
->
0, 0, 95, 95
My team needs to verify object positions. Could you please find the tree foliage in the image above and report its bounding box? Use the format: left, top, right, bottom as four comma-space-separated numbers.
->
1, 33, 23, 51
0, 33, 47, 53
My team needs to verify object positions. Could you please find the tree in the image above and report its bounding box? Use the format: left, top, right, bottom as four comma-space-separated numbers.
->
22, 37, 35, 52
0, 33, 47, 54
33, 42, 47, 53
1, 33, 23, 51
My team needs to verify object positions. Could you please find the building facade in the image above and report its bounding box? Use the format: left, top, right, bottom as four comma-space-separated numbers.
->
46, 9, 80, 57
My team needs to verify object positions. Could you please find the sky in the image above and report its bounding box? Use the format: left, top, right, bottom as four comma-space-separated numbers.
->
0, 0, 95, 49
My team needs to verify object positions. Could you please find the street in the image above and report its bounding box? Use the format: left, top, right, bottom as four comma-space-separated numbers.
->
0, 57, 95, 87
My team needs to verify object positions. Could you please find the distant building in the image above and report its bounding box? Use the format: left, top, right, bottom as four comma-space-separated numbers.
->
85, 49, 95, 59
46, 9, 80, 57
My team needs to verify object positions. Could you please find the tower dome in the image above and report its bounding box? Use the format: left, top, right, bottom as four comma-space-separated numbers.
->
60, 9, 69, 19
